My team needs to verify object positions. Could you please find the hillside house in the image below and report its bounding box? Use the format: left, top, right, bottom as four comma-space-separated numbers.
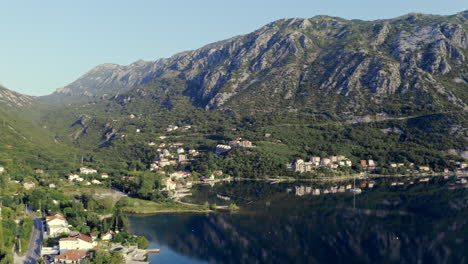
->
89, 231, 98, 241
67, 174, 82, 182
91, 179, 101, 185
35, 169, 45, 174
166, 125, 178, 132
360, 160, 367, 168
336, 155, 346, 161
101, 173, 109, 179
162, 149, 171, 157
101, 230, 115, 241
177, 147, 185, 154
294, 159, 313, 173
159, 159, 172, 167
320, 158, 331, 166
23, 181, 36, 190
0, 166, 4, 173
150, 163, 159, 171
189, 149, 199, 156
178, 155, 187, 162
162, 177, 177, 191
79, 167, 97, 175
215, 145, 231, 154
59, 234, 96, 254
419, 166, 430, 172
46, 213, 70, 238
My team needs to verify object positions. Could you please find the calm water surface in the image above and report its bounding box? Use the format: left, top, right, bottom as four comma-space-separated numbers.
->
129, 178, 468, 264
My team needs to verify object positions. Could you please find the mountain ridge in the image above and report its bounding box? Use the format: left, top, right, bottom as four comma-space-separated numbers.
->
38, 10, 467, 118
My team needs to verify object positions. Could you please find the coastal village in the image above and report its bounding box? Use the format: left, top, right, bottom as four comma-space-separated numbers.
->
1, 124, 467, 264
290, 156, 467, 174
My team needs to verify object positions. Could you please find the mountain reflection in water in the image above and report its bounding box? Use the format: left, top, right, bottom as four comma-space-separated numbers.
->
130, 179, 468, 264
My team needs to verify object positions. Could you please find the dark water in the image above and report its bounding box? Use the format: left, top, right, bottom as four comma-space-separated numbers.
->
129, 178, 468, 264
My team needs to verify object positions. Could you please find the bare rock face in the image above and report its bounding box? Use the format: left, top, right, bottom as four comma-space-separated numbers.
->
46, 11, 468, 116
0, 85, 34, 108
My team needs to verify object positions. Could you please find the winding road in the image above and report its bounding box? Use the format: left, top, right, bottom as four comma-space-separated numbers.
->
15, 210, 43, 264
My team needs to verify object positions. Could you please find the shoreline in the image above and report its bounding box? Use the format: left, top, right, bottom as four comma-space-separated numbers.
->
121, 172, 467, 215
123, 209, 213, 214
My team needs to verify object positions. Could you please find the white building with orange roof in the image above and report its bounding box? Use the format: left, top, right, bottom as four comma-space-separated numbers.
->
46, 213, 70, 238
59, 234, 96, 254
162, 177, 177, 191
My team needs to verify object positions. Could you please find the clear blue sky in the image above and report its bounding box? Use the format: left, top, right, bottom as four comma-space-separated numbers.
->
0, 0, 465, 96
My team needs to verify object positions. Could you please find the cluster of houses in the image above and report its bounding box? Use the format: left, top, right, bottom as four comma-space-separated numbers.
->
41, 212, 115, 263
148, 141, 199, 172
66, 168, 109, 186
215, 138, 253, 155
291, 155, 353, 173
165, 124, 192, 132
291, 155, 468, 174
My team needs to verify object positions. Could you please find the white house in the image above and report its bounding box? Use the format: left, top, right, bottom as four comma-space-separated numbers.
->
101, 230, 115, 241
59, 234, 96, 254
89, 231, 98, 241
67, 174, 82, 182
91, 179, 101, 185
215, 145, 231, 154
0, 166, 4, 173
23, 181, 36, 190
46, 213, 70, 238
79, 167, 97, 175
162, 177, 176, 191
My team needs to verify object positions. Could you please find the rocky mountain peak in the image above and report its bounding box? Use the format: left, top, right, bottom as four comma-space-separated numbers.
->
44, 11, 467, 116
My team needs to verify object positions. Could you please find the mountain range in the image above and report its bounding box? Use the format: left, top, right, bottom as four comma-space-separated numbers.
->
0, 11, 466, 175
40, 11, 468, 118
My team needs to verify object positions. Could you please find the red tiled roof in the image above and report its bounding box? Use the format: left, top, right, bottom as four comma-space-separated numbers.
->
60, 237, 78, 241
73, 233, 93, 243
60, 233, 93, 243
55, 249, 87, 261
46, 215, 65, 222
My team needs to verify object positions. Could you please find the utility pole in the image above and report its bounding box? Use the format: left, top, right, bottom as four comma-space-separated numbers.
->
0, 200, 3, 251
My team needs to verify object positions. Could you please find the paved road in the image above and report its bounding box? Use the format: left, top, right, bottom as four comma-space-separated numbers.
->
23, 211, 43, 264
